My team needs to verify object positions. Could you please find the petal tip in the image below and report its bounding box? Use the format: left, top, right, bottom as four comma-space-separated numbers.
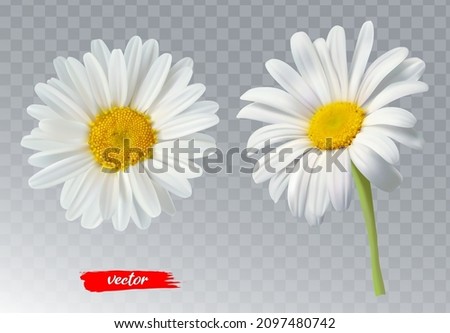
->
183, 57, 194, 69
362, 20, 374, 29
240, 90, 252, 101
34, 82, 45, 94
264, 58, 277, 69
28, 177, 37, 189
128, 35, 142, 44
166, 209, 176, 217
81, 219, 103, 230
290, 31, 308, 43
20, 137, 29, 148
82, 52, 94, 65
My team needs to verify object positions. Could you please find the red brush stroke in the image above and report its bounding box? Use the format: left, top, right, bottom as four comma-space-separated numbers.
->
80, 270, 179, 293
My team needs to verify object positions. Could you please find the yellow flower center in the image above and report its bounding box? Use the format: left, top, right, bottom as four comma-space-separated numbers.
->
307, 101, 365, 150
88, 106, 158, 172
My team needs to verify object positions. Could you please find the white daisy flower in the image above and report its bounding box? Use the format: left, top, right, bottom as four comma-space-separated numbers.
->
238, 21, 427, 295
22, 37, 219, 231
239, 21, 427, 224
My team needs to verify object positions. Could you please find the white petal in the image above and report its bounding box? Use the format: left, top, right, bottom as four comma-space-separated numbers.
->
326, 149, 353, 211
369, 57, 426, 98
364, 124, 424, 150
151, 68, 193, 108
348, 21, 374, 101
253, 139, 311, 184
269, 169, 291, 203
28, 146, 87, 168
265, 59, 319, 112
53, 57, 74, 89
151, 61, 193, 107
47, 78, 86, 111
290, 32, 331, 104
171, 57, 193, 71
305, 152, 330, 225
27, 104, 60, 120
81, 201, 103, 229
145, 162, 192, 198
287, 163, 301, 217
65, 167, 101, 221
181, 100, 219, 116
65, 57, 98, 117
383, 57, 426, 83
107, 49, 128, 107
157, 114, 219, 141
39, 118, 88, 140
60, 174, 81, 209
113, 172, 132, 231
247, 123, 306, 151
111, 215, 119, 230
153, 134, 216, 159
358, 47, 406, 91
131, 53, 172, 112
99, 172, 119, 220
152, 83, 205, 128
364, 107, 417, 128
326, 25, 348, 99
357, 47, 409, 105
28, 153, 94, 189
354, 129, 399, 164
35, 83, 90, 122
180, 132, 216, 143
128, 165, 161, 217
90, 39, 111, 75
137, 39, 159, 87
21, 135, 68, 151
152, 151, 203, 179
152, 181, 176, 215
160, 157, 203, 179
287, 152, 319, 217
29, 128, 51, 139
237, 103, 299, 125
241, 87, 310, 120
313, 38, 341, 101
124, 36, 143, 105
363, 81, 428, 113
83, 53, 112, 109
131, 198, 153, 230
349, 142, 402, 192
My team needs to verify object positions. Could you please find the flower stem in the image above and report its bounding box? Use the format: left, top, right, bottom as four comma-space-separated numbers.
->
351, 162, 386, 296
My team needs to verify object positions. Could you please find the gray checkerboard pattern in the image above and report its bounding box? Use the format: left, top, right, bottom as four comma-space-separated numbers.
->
0, 0, 449, 312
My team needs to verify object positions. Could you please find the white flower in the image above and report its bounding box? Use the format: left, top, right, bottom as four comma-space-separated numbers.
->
238, 21, 428, 225
22, 37, 219, 231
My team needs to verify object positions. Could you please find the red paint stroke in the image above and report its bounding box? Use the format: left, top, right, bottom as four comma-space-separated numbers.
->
80, 270, 179, 293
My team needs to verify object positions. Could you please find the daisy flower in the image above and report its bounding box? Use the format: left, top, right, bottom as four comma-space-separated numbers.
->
22, 37, 219, 231
238, 21, 427, 295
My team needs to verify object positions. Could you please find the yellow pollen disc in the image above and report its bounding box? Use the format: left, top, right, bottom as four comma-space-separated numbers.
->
88, 106, 158, 171
307, 101, 365, 150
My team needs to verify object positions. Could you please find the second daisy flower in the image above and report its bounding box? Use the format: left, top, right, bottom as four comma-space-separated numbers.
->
238, 21, 427, 225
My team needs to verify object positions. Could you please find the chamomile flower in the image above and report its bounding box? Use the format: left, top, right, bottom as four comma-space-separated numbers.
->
238, 21, 427, 295
22, 37, 219, 231
239, 21, 427, 224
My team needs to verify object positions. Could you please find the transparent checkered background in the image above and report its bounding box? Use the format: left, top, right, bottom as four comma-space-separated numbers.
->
0, 0, 448, 312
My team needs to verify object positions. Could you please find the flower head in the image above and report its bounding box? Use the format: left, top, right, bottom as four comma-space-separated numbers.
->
238, 21, 428, 225
22, 37, 219, 231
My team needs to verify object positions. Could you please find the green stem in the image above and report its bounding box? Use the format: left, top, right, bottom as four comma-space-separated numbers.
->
351, 162, 386, 296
